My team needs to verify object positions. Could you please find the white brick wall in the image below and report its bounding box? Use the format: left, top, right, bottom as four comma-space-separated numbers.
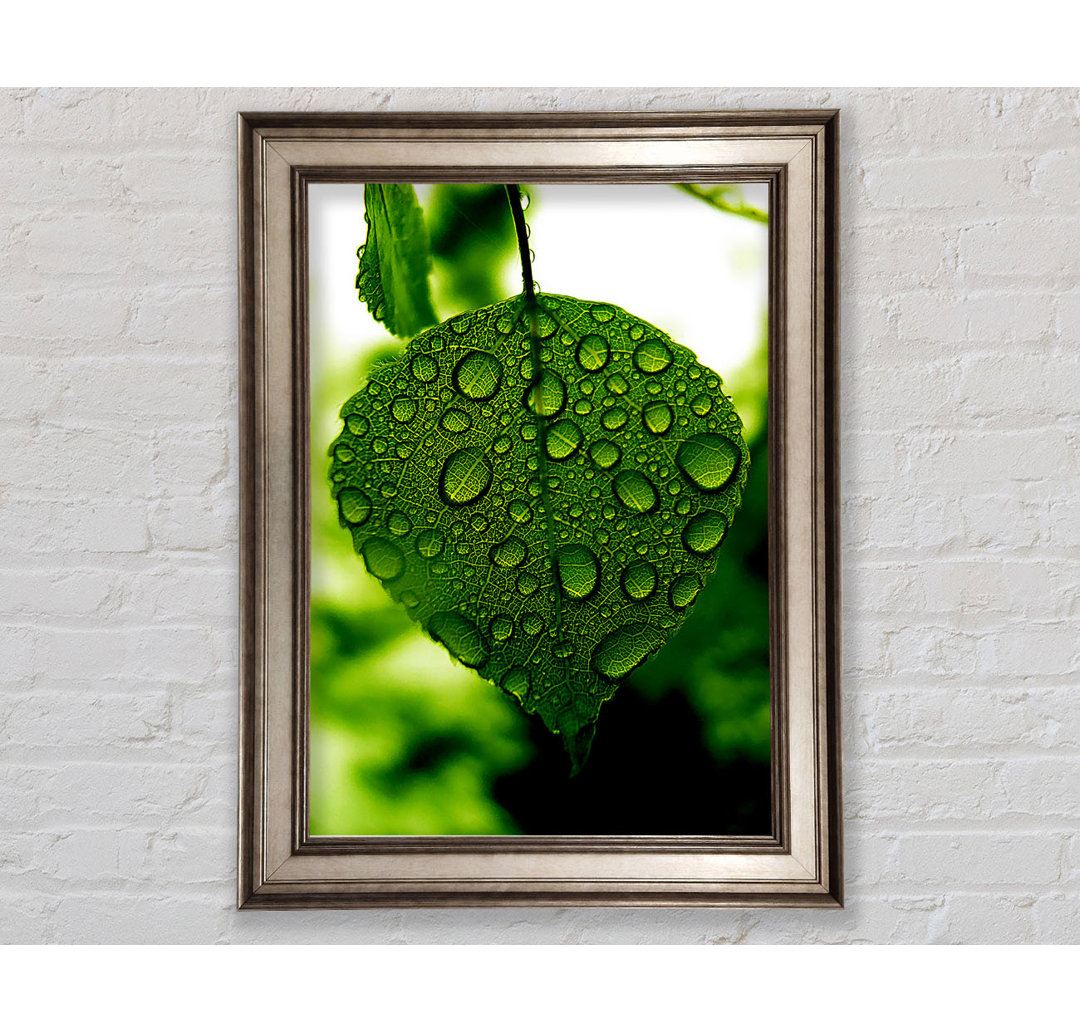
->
1, 87, 1077, 944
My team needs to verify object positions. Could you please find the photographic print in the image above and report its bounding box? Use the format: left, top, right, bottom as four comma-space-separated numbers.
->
308, 180, 770, 837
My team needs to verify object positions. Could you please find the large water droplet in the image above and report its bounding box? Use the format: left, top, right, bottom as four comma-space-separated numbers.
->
676, 433, 740, 491
554, 543, 600, 600
410, 354, 438, 383
612, 470, 659, 514
588, 440, 622, 470
642, 401, 673, 435
489, 536, 528, 568
338, 488, 371, 526
544, 418, 583, 461
428, 611, 487, 669
452, 351, 503, 401
591, 623, 664, 679
439, 408, 472, 433
632, 338, 673, 374
391, 396, 417, 422
575, 333, 609, 372
439, 447, 493, 506
361, 537, 404, 581
522, 369, 566, 418
682, 511, 728, 554
669, 573, 702, 609
620, 560, 657, 601
691, 393, 713, 416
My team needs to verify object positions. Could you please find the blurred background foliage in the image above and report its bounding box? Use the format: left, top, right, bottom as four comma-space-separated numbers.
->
309, 183, 770, 836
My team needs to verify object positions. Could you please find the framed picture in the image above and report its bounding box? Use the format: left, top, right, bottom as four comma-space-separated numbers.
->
238, 110, 841, 907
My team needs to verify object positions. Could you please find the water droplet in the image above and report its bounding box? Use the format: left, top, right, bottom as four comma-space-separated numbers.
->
416, 528, 444, 557
338, 488, 371, 526
440, 408, 472, 434
452, 351, 503, 401
495, 310, 517, 335
470, 513, 488, 532
428, 611, 487, 668
642, 401, 673, 435
507, 499, 532, 524
493, 434, 512, 455
669, 573, 702, 609
620, 561, 657, 601
500, 666, 530, 703
691, 393, 713, 416
489, 615, 514, 641
522, 369, 566, 418
613, 470, 659, 513
544, 418, 583, 461
361, 537, 404, 581
520, 423, 537, 442
400, 589, 419, 609
554, 543, 600, 600
633, 338, 673, 374
536, 310, 557, 339
676, 433, 741, 492
601, 407, 628, 431
605, 373, 629, 395
410, 354, 438, 383
553, 639, 574, 658
576, 333, 609, 372
516, 572, 540, 597
675, 497, 692, 516
522, 613, 543, 636
334, 444, 355, 464
590, 304, 615, 323
439, 447, 493, 506
391, 396, 417, 422
573, 399, 593, 416
345, 413, 369, 436
591, 623, 664, 679
489, 536, 528, 568
589, 440, 622, 470
387, 511, 412, 537
629, 324, 645, 341
683, 511, 728, 554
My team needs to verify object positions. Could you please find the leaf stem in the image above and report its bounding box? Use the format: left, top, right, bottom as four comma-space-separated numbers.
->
676, 183, 769, 225
505, 184, 538, 304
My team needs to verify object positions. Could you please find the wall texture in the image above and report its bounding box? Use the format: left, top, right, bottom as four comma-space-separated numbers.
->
1, 87, 1078, 944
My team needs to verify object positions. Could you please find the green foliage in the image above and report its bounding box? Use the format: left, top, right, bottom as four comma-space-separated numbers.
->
355, 184, 438, 338
328, 292, 750, 771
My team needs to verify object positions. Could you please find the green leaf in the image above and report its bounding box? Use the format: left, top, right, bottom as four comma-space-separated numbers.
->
356, 184, 439, 338
328, 293, 750, 772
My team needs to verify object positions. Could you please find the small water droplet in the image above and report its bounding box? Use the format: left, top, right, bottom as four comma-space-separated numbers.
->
337, 488, 372, 526
669, 573, 703, 609
682, 511, 728, 554
605, 373, 629, 395
589, 440, 622, 470
391, 396, 417, 422
387, 511, 412, 537
620, 561, 657, 601
632, 338, 673, 374
489, 615, 514, 641
612, 470, 659, 513
439, 408, 472, 434
576, 333, 609, 372
554, 543, 600, 600
590, 304, 615, 323
522, 613, 543, 636
522, 369, 566, 418
416, 529, 444, 557
691, 393, 713, 416
345, 413, 369, 436
489, 536, 528, 568
516, 573, 540, 597
544, 418, 583, 461
642, 401, 673, 435
500, 666, 531, 703
410, 354, 438, 383
452, 351, 503, 401
334, 444, 355, 464
507, 499, 532, 524
601, 407, 628, 431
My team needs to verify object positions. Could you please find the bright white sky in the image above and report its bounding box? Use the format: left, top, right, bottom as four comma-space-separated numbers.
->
309, 181, 768, 388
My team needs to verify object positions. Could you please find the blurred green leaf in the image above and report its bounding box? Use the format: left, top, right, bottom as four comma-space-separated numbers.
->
356, 184, 438, 338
